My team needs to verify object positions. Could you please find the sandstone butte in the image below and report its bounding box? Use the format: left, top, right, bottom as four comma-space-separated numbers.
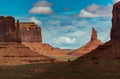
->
20, 22, 73, 61
0, 16, 104, 64
68, 27, 103, 57
65, 2, 120, 72
0, 16, 55, 65
20, 22, 103, 61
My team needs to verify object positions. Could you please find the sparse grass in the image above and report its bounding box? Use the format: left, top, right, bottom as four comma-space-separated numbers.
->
51, 56, 77, 61
1, 40, 120, 79
0, 62, 120, 79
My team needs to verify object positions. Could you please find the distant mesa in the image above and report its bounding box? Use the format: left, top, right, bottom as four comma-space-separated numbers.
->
68, 27, 103, 57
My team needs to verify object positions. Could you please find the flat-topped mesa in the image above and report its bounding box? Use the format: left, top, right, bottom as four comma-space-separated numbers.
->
111, 2, 120, 40
19, 22, 42, 42
91, 27, 97, 41
0, 16, 21, 42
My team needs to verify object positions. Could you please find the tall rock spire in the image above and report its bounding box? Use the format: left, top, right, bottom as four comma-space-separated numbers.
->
16, 20, 21, 42
91, 27, 97, 41
68, 27, 103, 57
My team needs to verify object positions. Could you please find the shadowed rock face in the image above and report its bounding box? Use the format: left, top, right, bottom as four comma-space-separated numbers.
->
0, 16, 21, 42
111, 2, 120, 40
0, 16, 42, 43
65, 2, 120, 72
19, 22, 42, 42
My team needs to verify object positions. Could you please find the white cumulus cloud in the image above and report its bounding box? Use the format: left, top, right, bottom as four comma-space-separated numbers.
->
29, 0, 53, 14
79, 4, 112, 18
29, 17, 42, 25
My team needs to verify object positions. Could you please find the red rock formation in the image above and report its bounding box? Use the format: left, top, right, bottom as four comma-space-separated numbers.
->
20, 22, 73, 61
22, 42, 73, 61
65, 2, 120, 72
0, 16, 56, 65
68, 27, 103, 57
19, 22, 42, 42
91, 27, 97, 41
0, 42, 55, 65
111, 2, 120, 40
16, 20, 21, 42
0, 16, 21, 42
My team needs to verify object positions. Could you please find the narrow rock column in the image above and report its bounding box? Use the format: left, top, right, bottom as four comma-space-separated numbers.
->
91, 27, 97, 41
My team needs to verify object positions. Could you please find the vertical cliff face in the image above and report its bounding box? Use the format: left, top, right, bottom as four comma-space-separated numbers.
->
16, 20, 21, 42
111, 2, 120, 40
0, 16, 55, 65
19, 22, 70, 61
19, 22, 42, 42
0, 16, 20, 42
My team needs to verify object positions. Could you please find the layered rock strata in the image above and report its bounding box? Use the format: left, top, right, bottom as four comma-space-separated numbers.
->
0, 16, 21, 42
19, 22, 42, 42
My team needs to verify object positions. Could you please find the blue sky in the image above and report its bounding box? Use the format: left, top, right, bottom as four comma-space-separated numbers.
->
0, 0, 119, 49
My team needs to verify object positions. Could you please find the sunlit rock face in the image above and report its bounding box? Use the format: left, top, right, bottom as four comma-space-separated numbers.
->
111, 2, 120, 40
19, 22, 42, 42
68, 27, 103, 57
91, 27, 97, 41
0, 16, 42, 42
0, 16, 21, 42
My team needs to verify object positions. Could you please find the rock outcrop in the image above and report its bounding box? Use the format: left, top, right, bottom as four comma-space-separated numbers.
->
0, 16, 55, 65
20, 22, 73, 61
22, 42, 73, 61
0, 16, 21, 42
65, 2, 120, 72
68, 27, 103, 57
19, 22, 42, 42
111, 2, 120, 40
0, 42, 55, 65
91, 27, 97, 41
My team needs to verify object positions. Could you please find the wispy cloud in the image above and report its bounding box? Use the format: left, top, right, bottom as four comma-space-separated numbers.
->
54, 36, 76, 45
39, 15, 111, 49
79, 4, 112, 18
114, 0, 120, 3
